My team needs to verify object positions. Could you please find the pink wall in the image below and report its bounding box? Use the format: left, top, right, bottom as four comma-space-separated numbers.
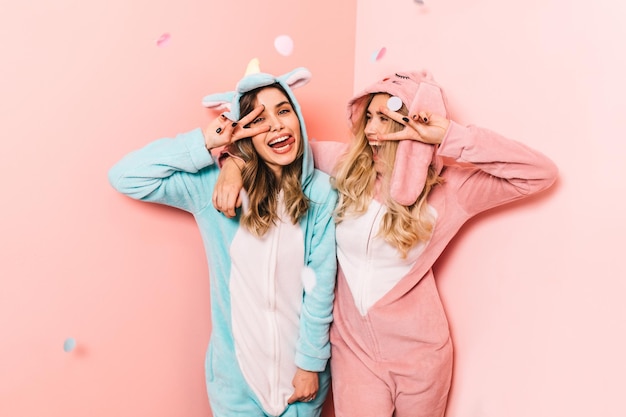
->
0, 1, 354, 416
3, 1, 625, 417
354, 1, 626, 416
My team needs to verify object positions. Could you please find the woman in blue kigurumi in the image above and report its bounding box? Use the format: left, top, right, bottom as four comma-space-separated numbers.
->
108, 67, 337, 417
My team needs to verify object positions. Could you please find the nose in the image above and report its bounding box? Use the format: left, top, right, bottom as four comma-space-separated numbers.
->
364, 118, 377, 136
267, 114, 284, 131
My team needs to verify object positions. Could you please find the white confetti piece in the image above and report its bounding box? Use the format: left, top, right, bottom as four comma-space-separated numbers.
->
301, 267, 316, 292
387, 96, 403, 111
274, 35, 294, 56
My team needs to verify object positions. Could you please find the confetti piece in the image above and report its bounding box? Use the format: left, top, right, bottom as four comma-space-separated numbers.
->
370, 47, 387, 62
245, 58, 261, 76
274, 35, 294, 56
156, 33, 171, 47
415, 0, 425, 4
63, 338, 76, 353
240, 189, 250, 213
387, 96, 403, 111
301, 266, 317, 292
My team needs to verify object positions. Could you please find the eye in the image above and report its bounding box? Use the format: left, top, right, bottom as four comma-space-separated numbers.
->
252, 117, 265, 124
278, 108, 291, 115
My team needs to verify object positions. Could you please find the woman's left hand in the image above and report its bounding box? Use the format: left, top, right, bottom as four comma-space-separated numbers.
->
287, 368, 319, 404
376, 106, 450, 145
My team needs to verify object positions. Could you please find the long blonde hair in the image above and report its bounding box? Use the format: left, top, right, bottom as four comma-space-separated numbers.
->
228, 84, 309, 237
333, 94, 443, 257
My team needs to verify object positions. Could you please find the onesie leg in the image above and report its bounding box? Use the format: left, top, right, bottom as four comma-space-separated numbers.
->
206, 343, 266, 416
329, 339, 394, 417
391, 343, 453, 417
207, 375, 267, 417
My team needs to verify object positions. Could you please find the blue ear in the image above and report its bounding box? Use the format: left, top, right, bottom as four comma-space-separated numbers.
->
278, 67, 311, 90
202, 91, 235, 110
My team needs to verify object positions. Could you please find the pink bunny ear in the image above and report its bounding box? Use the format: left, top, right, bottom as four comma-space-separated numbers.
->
281, 67, 312, 90
390, 81, 447, 206
201, 101, 231, 112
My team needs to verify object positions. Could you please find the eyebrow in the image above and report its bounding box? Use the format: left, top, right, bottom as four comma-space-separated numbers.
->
274, 100, 291, 108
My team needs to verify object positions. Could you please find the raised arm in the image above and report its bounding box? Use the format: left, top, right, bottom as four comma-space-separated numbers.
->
438, 121, 558, 215
110, 106, 269, 213
108, 129, 216, 213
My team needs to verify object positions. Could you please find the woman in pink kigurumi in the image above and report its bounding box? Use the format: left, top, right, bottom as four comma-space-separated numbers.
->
215, 70, 558, 417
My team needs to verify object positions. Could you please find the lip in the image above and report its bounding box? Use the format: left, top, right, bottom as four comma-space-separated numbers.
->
268, 133, 296, 154
268, 134, 291, 147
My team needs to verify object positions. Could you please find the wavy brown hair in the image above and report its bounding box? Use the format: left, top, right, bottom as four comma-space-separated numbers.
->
227, 84, 309, 237
333, 93, 443, 257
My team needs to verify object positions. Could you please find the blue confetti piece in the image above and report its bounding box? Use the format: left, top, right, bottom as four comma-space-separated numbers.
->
63, 337, 76, 352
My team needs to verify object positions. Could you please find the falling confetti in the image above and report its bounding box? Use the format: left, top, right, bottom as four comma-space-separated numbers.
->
274, 35, 294, 56
156, 33, 171, 47
387, 96, 403, 111
370, 47, 387, 62
301, 266, 317, 292
63, 337, 76, 353
415, 0, 425, 4
240, 189, 250, 213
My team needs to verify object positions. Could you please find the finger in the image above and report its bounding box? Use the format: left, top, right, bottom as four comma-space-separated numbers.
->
224, 192, 240, 218
221, 120, 238, 139
376, 130, 419, 142
379, 106, 411, 127
287, 393, 297, 404
232, 124, 270, 141
238, 104, 265, 127
417, 111, 430, 124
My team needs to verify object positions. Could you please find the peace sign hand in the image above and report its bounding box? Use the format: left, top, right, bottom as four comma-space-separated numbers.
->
376, 106, 450, 145
203, 105, 270, 151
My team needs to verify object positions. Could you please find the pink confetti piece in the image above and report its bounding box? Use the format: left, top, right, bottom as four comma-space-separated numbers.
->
156, 33, 171, 47
370, 47, 387, 62
274, 35, 294, 56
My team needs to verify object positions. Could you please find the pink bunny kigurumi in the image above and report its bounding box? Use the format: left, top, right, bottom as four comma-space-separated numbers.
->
347, 70, 449, 206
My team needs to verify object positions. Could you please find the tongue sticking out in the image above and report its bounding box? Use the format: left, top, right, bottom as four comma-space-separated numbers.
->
269, 136, 295, 149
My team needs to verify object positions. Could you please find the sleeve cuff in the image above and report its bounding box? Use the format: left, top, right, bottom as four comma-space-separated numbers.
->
181, 128, 215, 170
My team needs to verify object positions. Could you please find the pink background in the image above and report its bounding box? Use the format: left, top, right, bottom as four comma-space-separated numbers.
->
1, 1, 624, 417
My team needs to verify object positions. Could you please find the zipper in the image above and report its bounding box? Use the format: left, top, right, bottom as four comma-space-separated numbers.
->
267, 220, 281, 407
361, 203, 384, 360
359, 203, 383, 314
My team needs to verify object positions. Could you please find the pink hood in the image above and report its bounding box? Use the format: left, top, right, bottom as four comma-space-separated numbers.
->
347, 70, 448, 206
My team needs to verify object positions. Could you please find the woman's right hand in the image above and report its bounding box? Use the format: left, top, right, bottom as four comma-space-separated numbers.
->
203, 105, 269, 150
212, 157, 244, 218
376, 107, 450, 145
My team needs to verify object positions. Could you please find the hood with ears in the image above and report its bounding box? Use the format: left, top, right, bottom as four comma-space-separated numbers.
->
347, 70, 448, 206
202, 67, 315, 188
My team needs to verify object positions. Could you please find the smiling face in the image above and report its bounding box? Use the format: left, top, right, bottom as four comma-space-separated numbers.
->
248, 87, 302, 180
